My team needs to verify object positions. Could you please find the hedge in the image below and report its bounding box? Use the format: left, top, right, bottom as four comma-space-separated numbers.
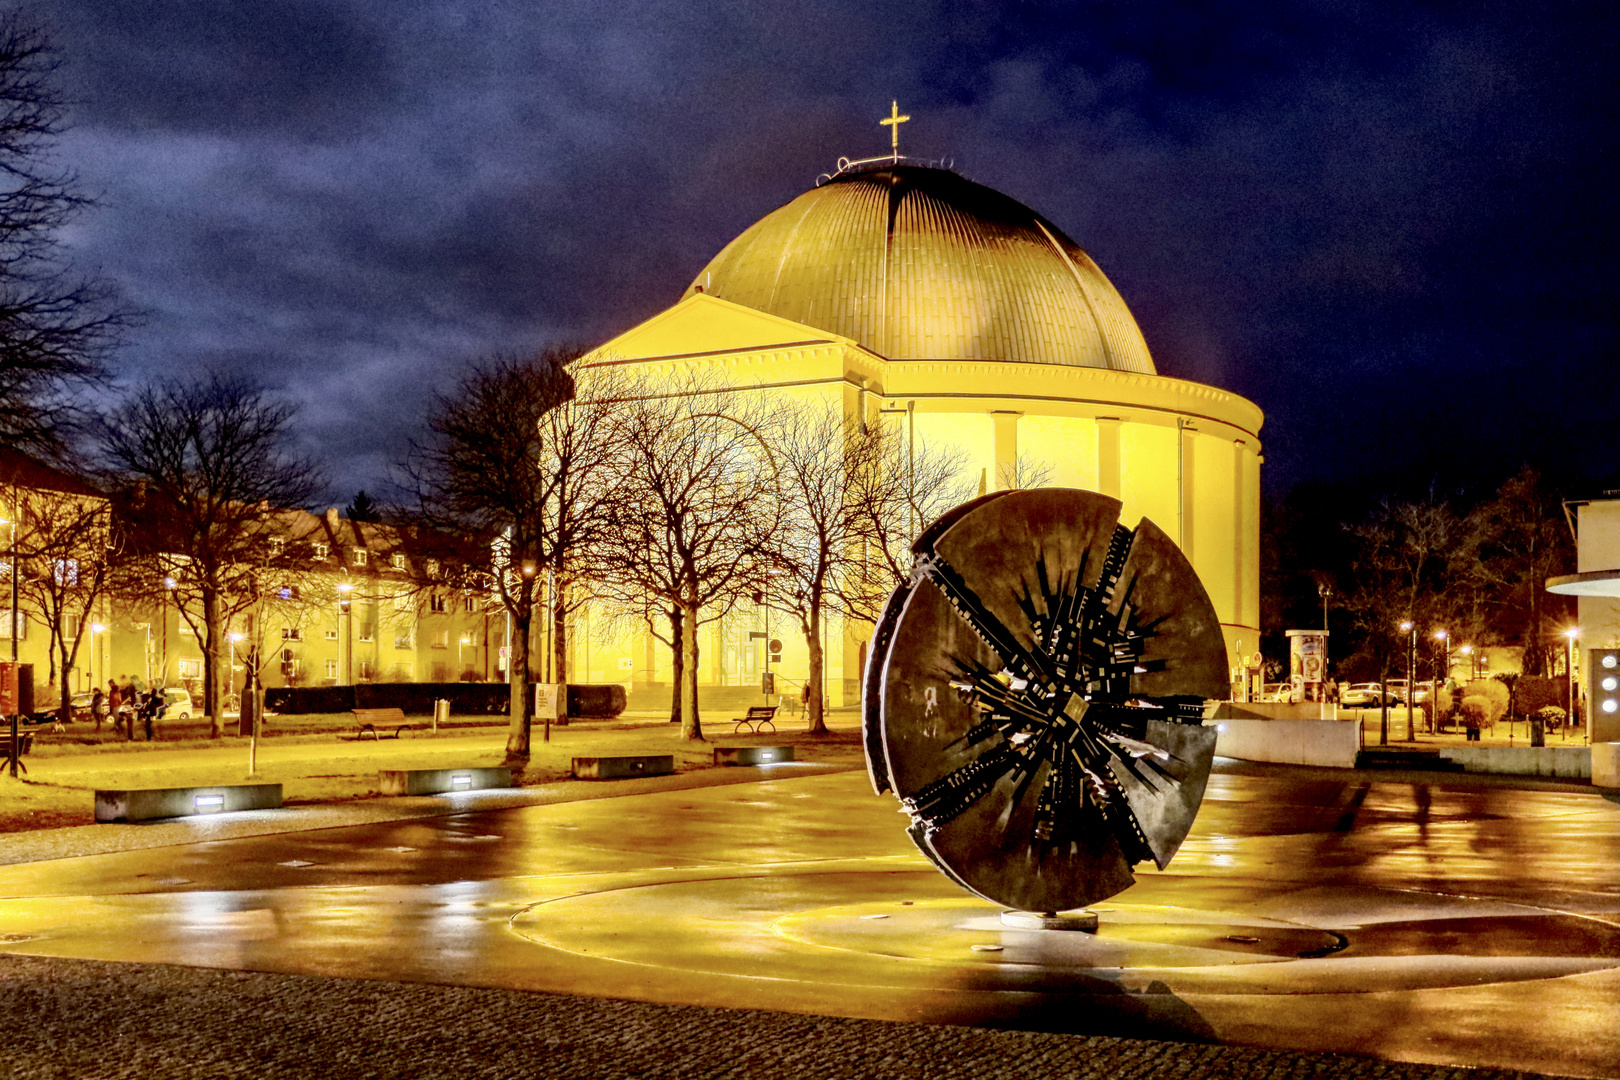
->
264, 682, 627, 719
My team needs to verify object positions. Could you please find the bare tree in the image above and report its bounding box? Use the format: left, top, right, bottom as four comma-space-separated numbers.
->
0, 15, 124, 454
592, 372, 781, 740
98, 374, 324, 737
2, 455, 115, 724
856, 425, 971, 602
1469, 467, 1575, 676
758, 401, 917, 733
406, 346, 619, 755
996, 453, 1054, 492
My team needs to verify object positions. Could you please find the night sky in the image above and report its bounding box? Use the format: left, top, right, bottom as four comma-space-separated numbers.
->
39, 0, 1620, 505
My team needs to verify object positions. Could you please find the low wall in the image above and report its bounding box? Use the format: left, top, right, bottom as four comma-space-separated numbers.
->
1436, 745, 1591, 780
1203, 710, 1360, 769
1215, 701, 1340, 722
1593, 744, 1620, 788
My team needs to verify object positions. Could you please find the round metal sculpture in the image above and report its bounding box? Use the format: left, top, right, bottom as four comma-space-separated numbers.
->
863, 488, 1230, 914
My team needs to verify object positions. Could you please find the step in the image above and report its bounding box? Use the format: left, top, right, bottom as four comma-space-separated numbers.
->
571, 754, 675, 780
1355, 748, 1467, 772
95, 783, 283, 823
377, 767, 513, 796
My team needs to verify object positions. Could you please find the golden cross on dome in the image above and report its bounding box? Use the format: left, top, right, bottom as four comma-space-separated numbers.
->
879, 101, 910, 157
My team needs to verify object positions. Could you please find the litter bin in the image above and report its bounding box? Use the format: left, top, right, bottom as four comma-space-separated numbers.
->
433, 698, 449, 733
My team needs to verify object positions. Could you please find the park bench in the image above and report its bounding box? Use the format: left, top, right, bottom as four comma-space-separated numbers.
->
346, 708, 412, 740
0, 731, 34, 772
732, 705, 777, 734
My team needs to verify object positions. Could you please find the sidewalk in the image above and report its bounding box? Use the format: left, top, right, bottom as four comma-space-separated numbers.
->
1342, 707, 1595, 749
0, 708, 865, 835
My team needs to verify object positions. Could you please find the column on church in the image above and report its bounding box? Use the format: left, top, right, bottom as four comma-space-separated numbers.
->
1096, 417, 1122, 499
992, 411, 1020, 490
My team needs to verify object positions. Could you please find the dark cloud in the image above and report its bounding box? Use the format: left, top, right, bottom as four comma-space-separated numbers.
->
37, 0, 1620, 502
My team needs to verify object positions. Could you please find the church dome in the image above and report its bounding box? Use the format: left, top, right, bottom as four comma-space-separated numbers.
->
682, 164, 1155, 373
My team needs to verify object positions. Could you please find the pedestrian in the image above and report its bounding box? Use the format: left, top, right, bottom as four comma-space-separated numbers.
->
140, 689, 162, 742
107, 680, 123, 736
89, 687, 106, 733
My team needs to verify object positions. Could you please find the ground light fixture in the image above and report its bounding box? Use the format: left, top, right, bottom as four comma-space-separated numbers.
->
193, 794, 225, 812
450, 774, 472, 790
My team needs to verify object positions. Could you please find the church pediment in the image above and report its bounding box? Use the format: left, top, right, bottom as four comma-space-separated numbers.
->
585, 293, 855, 363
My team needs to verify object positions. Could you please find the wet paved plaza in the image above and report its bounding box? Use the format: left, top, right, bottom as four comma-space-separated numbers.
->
0, 762, 1616, 1078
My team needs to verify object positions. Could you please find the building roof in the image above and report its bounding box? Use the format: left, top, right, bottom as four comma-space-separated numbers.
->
681, 164, 1156, 373
0, 447, 104, 499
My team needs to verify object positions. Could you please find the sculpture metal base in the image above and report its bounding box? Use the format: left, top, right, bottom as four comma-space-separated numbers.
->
1001, 909, 1099, 932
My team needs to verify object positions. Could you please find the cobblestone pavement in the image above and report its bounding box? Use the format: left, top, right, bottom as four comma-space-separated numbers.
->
0, 954, 1580, 1080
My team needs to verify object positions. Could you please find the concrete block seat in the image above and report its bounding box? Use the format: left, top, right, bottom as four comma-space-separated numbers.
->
571, 755, 674, 780
713, 745, 795, 766
96, 784, 283, 823
378, 768, 513, 795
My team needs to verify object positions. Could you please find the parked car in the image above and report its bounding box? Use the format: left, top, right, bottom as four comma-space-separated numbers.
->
160, 688, 193, 720
22, 693, 94, 725
1342, 683, 1401, 708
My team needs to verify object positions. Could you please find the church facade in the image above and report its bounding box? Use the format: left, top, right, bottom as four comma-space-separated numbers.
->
579, 157, 1264, 709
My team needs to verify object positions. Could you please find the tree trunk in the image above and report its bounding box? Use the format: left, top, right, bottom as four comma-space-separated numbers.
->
667, 605, 683, 725
203, 588, 222, 738
552, 584, 568, 726
804, 605, 827, 734
505, 607, 532, 758
680, 601, 702, 740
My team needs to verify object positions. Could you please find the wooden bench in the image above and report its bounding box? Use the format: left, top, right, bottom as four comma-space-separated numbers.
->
732, 705, 777, 734
0, 732, 34, 773
346, 708, 412, 740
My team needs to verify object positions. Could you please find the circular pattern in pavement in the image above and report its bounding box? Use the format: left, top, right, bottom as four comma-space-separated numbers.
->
510, 863, 1620, 997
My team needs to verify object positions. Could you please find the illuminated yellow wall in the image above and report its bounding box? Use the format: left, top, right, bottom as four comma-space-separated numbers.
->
581, 293, 1265, 703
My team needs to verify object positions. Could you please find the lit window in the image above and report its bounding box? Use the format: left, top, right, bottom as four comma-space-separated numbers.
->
425, 559, 440, 577
278, 585, 300, 601
313, 543, 329, 560
432, 629, 449, 648
352, 548, 367, 566
269, 537, 285, 558
394, 633, 413, 650
391, 553, 406, 570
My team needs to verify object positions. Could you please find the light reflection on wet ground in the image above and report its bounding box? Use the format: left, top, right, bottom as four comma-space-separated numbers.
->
0, 769, 1615, 1076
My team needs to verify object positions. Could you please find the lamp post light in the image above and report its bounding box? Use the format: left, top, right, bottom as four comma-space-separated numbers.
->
1318, 582, 1332, 632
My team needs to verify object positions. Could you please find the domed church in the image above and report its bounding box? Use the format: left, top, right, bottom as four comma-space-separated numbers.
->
581, 119, 1263, 707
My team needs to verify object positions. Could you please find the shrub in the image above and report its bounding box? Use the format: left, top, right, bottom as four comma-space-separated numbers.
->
1463, 680, 1508, 725
1459, 695, 1492, 730
1534, 705, 1567, 726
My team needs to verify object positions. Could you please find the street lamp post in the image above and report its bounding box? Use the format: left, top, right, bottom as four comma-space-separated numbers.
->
1564, 627, 1579, 742
1318, 582, 1331, 632
5, 510, 18, 777
336, 582, 354, 686
1432, 629, 1448, 734
1400, 621, 1416, 741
